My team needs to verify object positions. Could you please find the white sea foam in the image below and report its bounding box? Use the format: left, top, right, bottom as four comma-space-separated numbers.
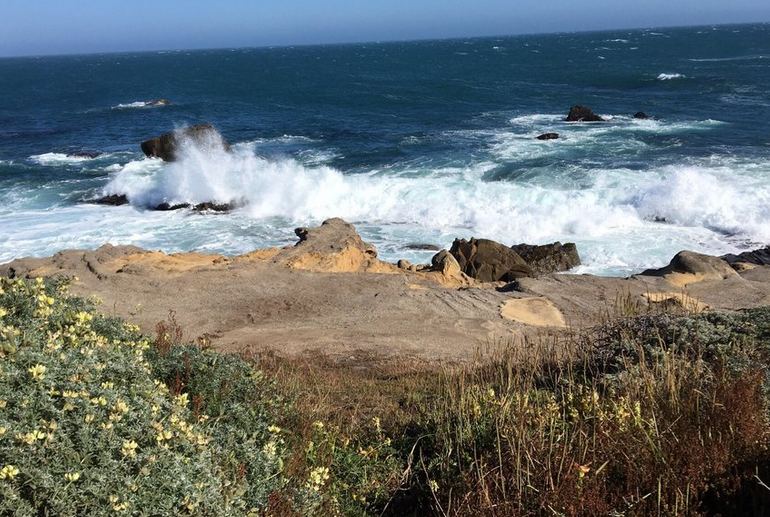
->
87, 133, 770, 274
30, 153, 96, 165
657, 73, 685, 81
112, 100, 169, 109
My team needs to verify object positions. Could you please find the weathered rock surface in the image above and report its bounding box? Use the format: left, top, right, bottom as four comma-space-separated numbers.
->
272, 218, 394, 273
536, 132, 559, 140
639, 250, 738, 286
565, 105, 604, 122
510, 242, 581, 275
140, 124, 230, 162
449, 238, 533, 282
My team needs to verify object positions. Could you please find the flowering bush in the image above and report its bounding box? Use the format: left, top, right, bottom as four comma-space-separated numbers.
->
0, 278, 284, 515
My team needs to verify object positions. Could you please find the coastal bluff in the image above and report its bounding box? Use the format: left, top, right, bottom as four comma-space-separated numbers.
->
3, 218, 770, 360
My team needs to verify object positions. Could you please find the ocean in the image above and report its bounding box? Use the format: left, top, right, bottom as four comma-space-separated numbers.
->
1, 23, 769, 275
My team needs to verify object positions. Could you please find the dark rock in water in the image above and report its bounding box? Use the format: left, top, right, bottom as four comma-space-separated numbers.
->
565, 105, 604, 122
510, 242, 581, 275
68, 151, 102, 159
153, 202, 191, 211
140, 124, 230, 162
536, 133, 559, 140
634, 112, 650, 119
640, 250, 738, 282
405, 243, 441, 251
192, 202, 233, 213
449, 238, 533, 282
91, 194, 128, 206
722, 247, 770, 269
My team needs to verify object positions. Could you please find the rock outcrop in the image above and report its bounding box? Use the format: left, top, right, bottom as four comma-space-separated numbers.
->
510, 242, 580, 275
634, 112, 650, 119
639, 250, 739, 286
449, 238, 533, 282
270, 218, 394, 273
565, 105, 604, 122
722, 247, 770, 271
536, 133, 559, 140
140, 124, 230, 162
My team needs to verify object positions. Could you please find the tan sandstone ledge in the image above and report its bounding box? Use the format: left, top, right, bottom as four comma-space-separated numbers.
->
3, 218, 770, 360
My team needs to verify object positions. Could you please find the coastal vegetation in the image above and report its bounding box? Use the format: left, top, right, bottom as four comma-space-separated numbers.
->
2, 277, 770, 515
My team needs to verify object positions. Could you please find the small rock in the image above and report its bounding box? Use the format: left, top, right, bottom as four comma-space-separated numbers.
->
536, 133, 559, 140
634, 111, 650, 119
67, 151, 101, 159
565, 105, 604, 122
397, 259, 413, 270
91, 194, 128, 206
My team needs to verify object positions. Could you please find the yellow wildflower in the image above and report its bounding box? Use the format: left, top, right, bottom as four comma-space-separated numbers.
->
28, 364, 47, 381
0, 399, 6, 409
0, 465, 19, 480
267, 425, 282, 434
121, 439, 138, 458
84, 414, 95, 424
0, 427, 6, 437
64, 471, 81, 482
307, 466, 330, 491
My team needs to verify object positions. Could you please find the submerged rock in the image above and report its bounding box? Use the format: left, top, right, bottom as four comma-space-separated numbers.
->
510, 242, 580, 275
536, 132, 559, 140
565, 105, 604, 122
67, 151, 102, 159
140, 124, 230, 162
404, 243, 441, 251
633, 111, 650, 119
449, 238, 533, 282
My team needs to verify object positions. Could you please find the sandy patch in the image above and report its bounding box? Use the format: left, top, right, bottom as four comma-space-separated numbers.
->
500, 297, 566, 327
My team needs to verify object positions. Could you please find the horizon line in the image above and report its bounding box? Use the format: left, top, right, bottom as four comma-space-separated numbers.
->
1, 19, 769, 60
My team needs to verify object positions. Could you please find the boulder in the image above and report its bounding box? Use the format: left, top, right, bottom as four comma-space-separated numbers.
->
565, 105, 604, 122
140, 124, 230, 162
449, 238, 533, 282
536, 133, 559, 140
510, 242, 581, 275
640, 250, 738, 286
633, 112, 650, 119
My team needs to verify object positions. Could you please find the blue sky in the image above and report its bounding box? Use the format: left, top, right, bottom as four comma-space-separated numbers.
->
1, 0, 769, 57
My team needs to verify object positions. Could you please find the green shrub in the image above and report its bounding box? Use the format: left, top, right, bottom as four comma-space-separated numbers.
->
0, 277, 284, 515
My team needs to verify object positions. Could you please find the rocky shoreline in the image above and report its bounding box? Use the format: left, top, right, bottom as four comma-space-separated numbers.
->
3, 217, 769, 360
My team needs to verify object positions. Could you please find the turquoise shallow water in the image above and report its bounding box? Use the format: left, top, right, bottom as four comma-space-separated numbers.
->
1, 23, 769, 275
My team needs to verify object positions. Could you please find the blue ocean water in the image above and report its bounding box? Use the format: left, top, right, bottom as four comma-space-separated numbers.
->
1, 23, 769, 275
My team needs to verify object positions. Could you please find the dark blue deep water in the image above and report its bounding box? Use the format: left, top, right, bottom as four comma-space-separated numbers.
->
1, 23, 769, 274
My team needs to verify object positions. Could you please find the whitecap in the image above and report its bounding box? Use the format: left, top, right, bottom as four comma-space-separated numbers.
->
657, 73, 685, 81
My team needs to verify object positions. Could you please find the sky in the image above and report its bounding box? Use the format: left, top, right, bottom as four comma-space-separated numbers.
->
1, 0, 770, 57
